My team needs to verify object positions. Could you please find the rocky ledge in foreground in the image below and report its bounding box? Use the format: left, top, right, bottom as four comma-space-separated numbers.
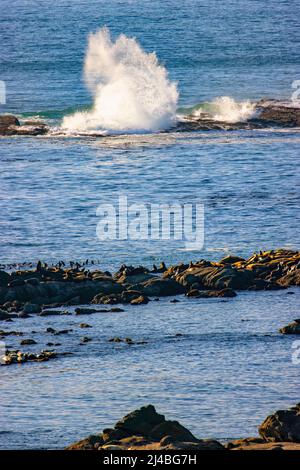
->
66, 403, 300, 451
67, 405, 224, 451
0, 249, 299, 316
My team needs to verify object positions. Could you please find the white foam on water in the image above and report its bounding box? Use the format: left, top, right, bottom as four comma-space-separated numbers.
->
62, 28, 178, 133
192, 96, 256, 123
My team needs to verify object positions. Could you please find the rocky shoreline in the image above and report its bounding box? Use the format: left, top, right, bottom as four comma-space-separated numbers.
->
1, 100, 300, 136
66, 403, 300, 451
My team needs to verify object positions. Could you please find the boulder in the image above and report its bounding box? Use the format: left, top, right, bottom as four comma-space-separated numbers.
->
279, 321, 300, 334
259, 403, 300, 442
0, 115, 20, 135
66, 404, 225, 450
133, 278, 186, 297
23, 302, 42, 314
150, 420, 198, 442
115, 405, 165, 436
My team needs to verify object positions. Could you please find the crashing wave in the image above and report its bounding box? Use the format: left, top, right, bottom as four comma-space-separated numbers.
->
62, 27, 178, 133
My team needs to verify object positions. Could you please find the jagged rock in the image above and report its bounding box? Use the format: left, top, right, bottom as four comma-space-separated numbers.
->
259, 403, 300, 442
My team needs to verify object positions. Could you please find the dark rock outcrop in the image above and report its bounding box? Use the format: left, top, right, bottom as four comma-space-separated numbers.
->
0, 114, 48, 136
279, 321, 300, 334
176, 100, 300, 132
256, 100, 300, 127
66, 405, 224, 450
259, 403, 300, 442
132, 277, 186, 297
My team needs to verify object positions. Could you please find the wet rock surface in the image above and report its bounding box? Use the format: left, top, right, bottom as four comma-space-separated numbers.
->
1, 101, 300, 139
175, 100, 300, 131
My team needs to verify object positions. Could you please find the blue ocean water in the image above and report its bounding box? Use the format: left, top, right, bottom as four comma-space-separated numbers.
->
0, 0, 300, 449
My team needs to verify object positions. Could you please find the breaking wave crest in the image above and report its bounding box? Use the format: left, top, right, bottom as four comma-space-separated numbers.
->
188, 96, 256, 123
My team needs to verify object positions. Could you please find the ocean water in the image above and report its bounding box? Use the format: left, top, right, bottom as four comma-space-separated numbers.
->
0, 0, 300, 449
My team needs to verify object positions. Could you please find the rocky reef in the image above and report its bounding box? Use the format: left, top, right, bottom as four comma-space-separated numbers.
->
1, 100, 300, 136
176, 99, 300, 131
66, 403, 300, 451
0, 249, 299, 316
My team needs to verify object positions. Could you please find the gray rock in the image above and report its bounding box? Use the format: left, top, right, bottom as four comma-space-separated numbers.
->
23, 302, 42, 314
